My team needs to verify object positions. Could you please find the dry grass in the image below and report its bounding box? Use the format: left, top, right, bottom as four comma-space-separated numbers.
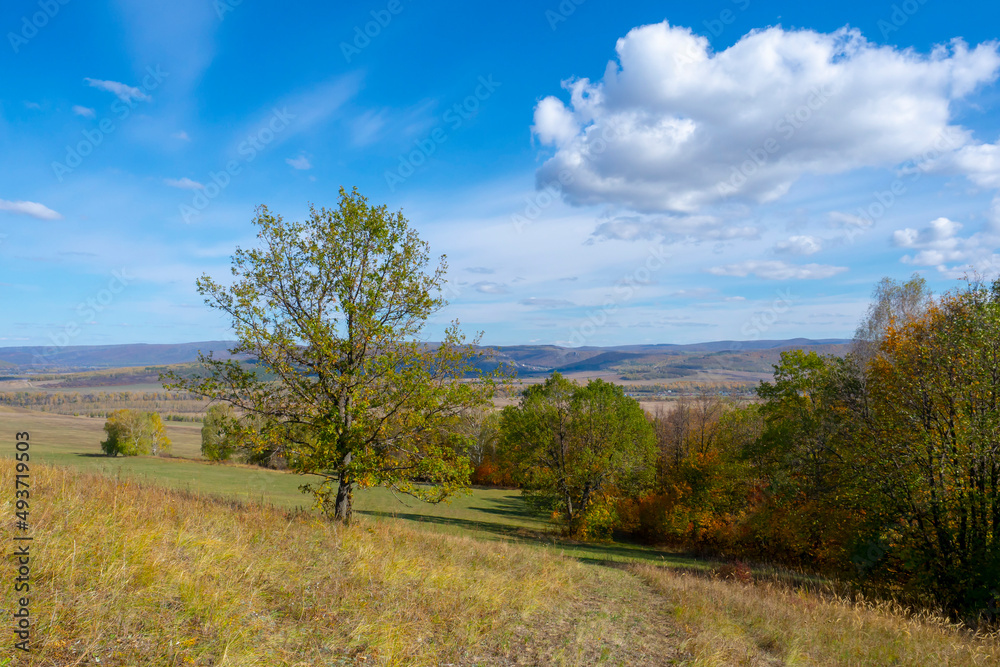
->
0, 461, 687, 666
633, 563, 1000, 666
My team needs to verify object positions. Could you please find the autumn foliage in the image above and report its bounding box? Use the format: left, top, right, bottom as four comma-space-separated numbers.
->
498, 277, 1000, 622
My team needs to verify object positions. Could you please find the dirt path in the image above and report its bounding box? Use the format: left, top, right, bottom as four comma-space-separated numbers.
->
493, 563, 691, 665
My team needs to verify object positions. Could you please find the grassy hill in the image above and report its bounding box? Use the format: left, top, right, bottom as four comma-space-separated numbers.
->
2, 407, 998, 665
3, 461, 997, 665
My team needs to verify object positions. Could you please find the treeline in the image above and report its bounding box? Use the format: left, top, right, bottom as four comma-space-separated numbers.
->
0, 391, 208, 416
472, 276, 1000, 623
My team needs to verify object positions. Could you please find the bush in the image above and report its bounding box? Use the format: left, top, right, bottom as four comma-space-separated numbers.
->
101, 409, 171, 457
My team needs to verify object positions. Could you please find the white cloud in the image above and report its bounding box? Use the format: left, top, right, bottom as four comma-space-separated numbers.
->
926, 140, 1000, 189
775, 235, 822, 255
473, 281, 508, 294
893, 216, 1000, 276
671, 287, 715, 298
84, 77, 152, 103
23, 101, 41, 110
0, 199, 62, 220
72, 105, 96, 118
533, 96, 580, 146
590, 214, 759, 243
164, 177, 205, 190
350, 109, 388, 146
709, 260, 847, 280
828, 211, 874, 229
286, 154, 312, 170
533, 23, 1000, 214
520, 297, 576, 308
172, 130, 190, 141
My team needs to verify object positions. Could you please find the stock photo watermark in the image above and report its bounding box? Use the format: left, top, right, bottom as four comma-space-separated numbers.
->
47, 268, 134, 346
567, 246, 672, 346
511, 123, 621, 233
7, 0, 71, 54
717, 84, 836, 197
214, 0, 242, 20
545, 0, 587, 31
384, 75, 501, 192
33, 269, 134, 367
842, 128, 964, 237
877, 0, 930, 39
729, 288, 795, 351
672, 0, 752, 66
51, 66, 169, 183
341, 0, 407, 62
179, 107, 296, 223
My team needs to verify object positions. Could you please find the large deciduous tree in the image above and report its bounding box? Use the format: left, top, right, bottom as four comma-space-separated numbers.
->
165, 187, 503, 523
499, 373, 656, 535
860, 280, 1000, 617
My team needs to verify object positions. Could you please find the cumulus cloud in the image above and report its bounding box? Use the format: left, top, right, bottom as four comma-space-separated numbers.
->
775, 235, 822, 255
473, 281, 508, 294
0, 199, 62, 220
72, 105, 96, 118
164, 177, 205, 190
590, 214, 759, 243
708, 260, 847, 280
924, 140, 1000, 189
84, 77, 152, 103
286, 154, 312, 170
533, 23, 1000, 214
893, 216, 1000, 276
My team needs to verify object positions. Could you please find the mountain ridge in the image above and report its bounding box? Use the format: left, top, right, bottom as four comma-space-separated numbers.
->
0, 338, 851, 375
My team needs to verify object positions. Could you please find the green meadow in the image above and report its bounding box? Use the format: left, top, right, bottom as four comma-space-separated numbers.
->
0, 406, 705, 569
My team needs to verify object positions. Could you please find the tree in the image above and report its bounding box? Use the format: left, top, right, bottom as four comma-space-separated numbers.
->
201, 404, 237, 461
101, 409, 171, 457
860, 280, 1000, 618
164, 187, 503, 523
499, 373, 656, 535
852, 273, 932, 368
751, 350, 864, 564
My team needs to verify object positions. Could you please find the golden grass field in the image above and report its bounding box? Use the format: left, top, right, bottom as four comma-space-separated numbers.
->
1, 407, 999, 665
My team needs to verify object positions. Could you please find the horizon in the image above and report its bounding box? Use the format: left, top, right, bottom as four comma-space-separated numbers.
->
3, 1, 1000, 348
0, 336, 852, 351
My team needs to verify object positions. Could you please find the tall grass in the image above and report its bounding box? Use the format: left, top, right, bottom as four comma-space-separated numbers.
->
0, 461, 595, 665
633, 563, 1000, 666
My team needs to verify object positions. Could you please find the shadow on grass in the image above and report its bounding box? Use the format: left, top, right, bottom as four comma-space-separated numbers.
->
357, 502, 713, 571
358, 510, 542, 542
471, 495, 538, 521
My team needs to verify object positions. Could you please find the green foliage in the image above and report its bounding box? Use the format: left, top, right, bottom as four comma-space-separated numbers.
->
499, 373, 656, 536
857, 280, 1000, 618
164, 187, 506, 523
201, 404, 237, 461
101, 409, 171, 457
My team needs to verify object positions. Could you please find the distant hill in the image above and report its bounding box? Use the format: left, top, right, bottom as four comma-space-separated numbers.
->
0, 341, 239, 371
0, 338, 850, 378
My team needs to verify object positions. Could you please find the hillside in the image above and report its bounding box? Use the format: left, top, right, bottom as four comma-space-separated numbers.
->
0, 338, 850, 379
3, 460, 996, 665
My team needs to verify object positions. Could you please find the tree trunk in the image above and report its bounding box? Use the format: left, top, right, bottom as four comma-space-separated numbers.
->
335, 473, 353, 524
335, 450, 353, 524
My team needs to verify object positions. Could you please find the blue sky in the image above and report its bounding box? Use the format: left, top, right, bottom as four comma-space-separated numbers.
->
2, 0, 1000, 348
